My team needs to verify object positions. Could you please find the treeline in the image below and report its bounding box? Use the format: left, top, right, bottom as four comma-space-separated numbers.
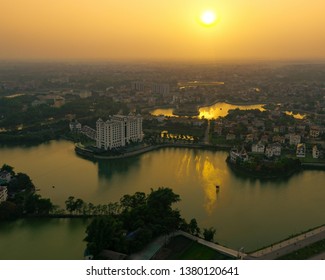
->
82, 187, 217, 259
0, 164, 55, 220
84, 187, 182, 257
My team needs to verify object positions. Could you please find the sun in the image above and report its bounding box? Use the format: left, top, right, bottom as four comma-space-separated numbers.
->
200, 10, 217, 26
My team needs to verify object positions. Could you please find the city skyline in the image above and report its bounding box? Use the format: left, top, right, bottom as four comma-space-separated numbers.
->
1, 0, 325, 62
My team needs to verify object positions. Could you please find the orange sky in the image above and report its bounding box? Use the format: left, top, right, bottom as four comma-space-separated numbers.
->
1, 0, 325, 62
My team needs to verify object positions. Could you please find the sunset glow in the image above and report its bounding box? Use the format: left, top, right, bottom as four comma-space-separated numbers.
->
200, 10, 217, 26
1, 0, 325, 61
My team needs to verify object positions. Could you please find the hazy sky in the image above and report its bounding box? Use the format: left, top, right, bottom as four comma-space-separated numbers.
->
1, 0, 325, 62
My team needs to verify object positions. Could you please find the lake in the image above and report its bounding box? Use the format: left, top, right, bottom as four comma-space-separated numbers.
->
1, 140, 325, 259
150, 102, 266, 119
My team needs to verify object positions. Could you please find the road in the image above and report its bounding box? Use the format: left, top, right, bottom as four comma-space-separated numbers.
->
247, 225, 325, 260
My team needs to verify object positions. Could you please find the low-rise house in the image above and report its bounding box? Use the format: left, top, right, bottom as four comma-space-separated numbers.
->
310, 127, 320, 138
272, 135, 285, 144
265, 146, 274, 158
229, 147, 249, 163
296, 143, 306, 158
0, 186, 8, 203
252, 142, 265, 153
312, 145, 320, 159
265, 143, 282, 158
69, 120, 82, 133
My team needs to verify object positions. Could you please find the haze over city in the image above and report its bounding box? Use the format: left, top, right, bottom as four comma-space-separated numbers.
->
1, 0, 325, 62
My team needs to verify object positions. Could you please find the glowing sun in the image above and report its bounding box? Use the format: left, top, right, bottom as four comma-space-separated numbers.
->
200, 10, 217, 26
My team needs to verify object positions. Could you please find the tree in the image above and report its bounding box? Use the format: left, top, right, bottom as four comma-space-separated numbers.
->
8, 172, 35, 193
24, 194, 54, 215
189, 218, 201, 236
65, 196, 76, 214
84, 215, 126, 257
147, 187, 180, 212
203, 227, 216, 242
74, 198, 84, 215
1, 164, 14, 174
0, 201, 20, 220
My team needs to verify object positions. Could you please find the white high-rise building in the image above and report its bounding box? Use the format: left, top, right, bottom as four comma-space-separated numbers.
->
96, 114, 143, 150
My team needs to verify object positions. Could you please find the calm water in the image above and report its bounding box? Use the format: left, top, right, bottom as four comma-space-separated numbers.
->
150, 102, 266, 119
1, 140, 325, 259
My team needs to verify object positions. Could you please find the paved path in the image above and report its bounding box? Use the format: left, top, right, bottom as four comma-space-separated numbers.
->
248, 225, 325, 260
174, 231, 244, 259
128, 230, 245, 260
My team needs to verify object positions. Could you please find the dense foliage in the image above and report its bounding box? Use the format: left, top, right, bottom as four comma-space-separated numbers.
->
0, 164, 55, 220
84, 187, 183, 257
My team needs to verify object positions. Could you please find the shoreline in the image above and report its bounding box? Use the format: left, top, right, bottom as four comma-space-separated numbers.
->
75, 143, 231, 160
75, 143, 325, 173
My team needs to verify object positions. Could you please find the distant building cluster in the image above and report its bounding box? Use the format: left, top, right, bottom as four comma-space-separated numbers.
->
96, 114, 143, 150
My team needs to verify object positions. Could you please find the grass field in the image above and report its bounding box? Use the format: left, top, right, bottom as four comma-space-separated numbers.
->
153, 235, 234, 260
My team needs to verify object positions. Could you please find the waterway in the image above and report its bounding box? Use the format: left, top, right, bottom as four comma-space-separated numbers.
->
1, 140, 325, 259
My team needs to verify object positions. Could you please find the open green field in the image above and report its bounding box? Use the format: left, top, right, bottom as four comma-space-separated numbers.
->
153, 235, 234, 260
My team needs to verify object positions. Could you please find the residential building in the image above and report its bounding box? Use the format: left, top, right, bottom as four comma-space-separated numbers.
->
69, 120, 82, 133
290, 134, 301, 145
0, 186, 8, 203
252, 142, 265, 153
96, 114, 143, 150
312, 145, 320, 159
229, 147, 248, 163
310, 127, 320, 138
296, 143, 306, 158
272, 135, 285, 144
81, 126, 96, 140
265, 143, 282, 158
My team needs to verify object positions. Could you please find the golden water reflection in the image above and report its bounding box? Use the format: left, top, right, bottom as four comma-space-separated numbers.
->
198, 102, 266, 119
175, 151, 224, 214
285, 111, 306, 119
150, 103, 266, 120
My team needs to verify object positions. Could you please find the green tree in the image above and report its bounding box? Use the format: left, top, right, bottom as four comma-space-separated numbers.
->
0, 201, 20, 220
189, 218, 201, 236
203, 227, 216, 242
84, 215, 126, 257
74, 198, 84, 215
1, 164, 14, 175
65, 196, 76, 214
